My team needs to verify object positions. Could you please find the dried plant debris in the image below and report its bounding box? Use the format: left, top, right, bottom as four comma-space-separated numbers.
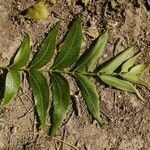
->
26, 2, 48, 20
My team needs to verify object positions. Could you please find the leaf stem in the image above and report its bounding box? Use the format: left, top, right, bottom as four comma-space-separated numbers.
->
73, 71, 97, 77
22, 66, 101, 77
19, 66, 28, 71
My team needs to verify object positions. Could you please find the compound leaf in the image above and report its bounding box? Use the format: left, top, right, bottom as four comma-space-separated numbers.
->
99, 74, 144, 101
74, 73, 101, 123
30, 22, 60, 69
2, 68, 21, 105
75, 30, 108, 73
99, 46, 136, 74
121, 52, 141, 73
50, 72, 70, 138
11, 35, 30, 69
29, 70, 49, 130
53, 18, 82, 70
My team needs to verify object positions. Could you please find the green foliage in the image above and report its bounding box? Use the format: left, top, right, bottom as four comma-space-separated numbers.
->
1, 18, 149, 138
74, 73, 101, 123
99, 46, 136, 74
121, 64, 150, 88
30, 22, 60, 69
75, 30, 108, 73
53, 18, 82, 70
50, 72, 70, 138
10, 35, 30, 69
121, 52, 141, 73
99, 74, 144, 101
29, 70, 49, 130
2, 69, 20, 105
2, 35, 30, 105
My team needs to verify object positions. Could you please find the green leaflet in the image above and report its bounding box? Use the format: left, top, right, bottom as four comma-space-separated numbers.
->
50, 72, 70, 138
127, 64, 148, 75
121, 64, 150, 87
11, 35, 30, 69
29, 70, 49, 130
75, 30, 108, 73
99, 46, 136, 74
122, 73, 150, 88
2, 68, 21, 105
30, 22, 60, 69
74, 73, 101, 123
99, 74, 144, 101
52, 18, 82, 70
2, 35, 29, 105
121, 52, 141, 73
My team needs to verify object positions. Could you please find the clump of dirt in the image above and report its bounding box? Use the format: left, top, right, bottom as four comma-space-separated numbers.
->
0, 0, 149, 149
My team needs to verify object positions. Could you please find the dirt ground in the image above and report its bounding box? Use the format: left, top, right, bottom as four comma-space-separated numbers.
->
0, 0, 150, 149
